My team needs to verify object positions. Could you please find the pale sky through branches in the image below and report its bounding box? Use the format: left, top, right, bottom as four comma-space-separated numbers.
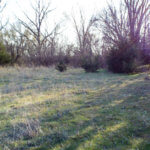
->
3, 0, 118, 43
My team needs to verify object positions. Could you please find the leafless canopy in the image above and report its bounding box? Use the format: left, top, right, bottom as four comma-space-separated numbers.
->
97, 0, 150, 49
0, 0, 7, 31
15, 0, 59, 55
72, 10, 99, 56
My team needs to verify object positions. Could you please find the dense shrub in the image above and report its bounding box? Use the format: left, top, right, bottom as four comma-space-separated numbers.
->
106, 40, 138, 73
81, 55, 101, 72
55, 61, 67, 72
0, 42, 11, 65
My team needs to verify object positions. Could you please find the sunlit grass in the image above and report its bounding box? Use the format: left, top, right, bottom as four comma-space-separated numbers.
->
0, 67, 150, 149
105, 122, 127, 133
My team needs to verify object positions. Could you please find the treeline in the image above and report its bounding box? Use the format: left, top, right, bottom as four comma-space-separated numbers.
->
0, 0, 150, 73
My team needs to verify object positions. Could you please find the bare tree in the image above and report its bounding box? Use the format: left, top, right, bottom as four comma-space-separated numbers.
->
124, 0, 150, 43
0, 0, 7, 31
97, 0, 150, 49
15, 0, 59, 57
1, 26, 29, 63
72, 10, 99, 57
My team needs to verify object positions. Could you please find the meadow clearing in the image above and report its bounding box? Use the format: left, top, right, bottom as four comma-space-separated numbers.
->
0, 67, 150, 150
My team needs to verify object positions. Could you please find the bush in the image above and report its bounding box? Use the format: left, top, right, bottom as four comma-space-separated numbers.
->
0, 42, 11, 65
106, 40, 138, 73
81, 55, 101, 72
55, 61, 67, 72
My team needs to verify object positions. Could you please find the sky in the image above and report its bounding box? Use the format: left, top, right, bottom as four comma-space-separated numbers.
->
5, 0, 108, 18
2, 0, 117, 43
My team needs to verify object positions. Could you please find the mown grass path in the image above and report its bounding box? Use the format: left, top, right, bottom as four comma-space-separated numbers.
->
0, 67, 150, 150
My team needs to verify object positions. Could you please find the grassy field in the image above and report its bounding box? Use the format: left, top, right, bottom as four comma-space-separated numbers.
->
0, 67, 150, 150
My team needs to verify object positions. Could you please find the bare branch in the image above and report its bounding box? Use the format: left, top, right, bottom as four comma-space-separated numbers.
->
72, 9, 98, 56
97, 0, 150, 50
17, 0, 58, 54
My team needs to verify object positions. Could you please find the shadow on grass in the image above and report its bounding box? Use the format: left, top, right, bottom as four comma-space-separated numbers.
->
0, 72, 150, 150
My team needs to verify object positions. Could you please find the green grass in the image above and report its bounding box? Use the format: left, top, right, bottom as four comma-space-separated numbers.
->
0, 67, 150, 150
